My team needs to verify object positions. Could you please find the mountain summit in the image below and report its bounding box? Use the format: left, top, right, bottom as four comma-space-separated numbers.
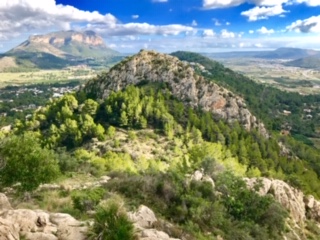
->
8, 30, 117, 58
84, 50, 267, 135
1, 30, 120, 70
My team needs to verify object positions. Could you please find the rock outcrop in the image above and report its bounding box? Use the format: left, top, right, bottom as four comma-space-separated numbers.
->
0, 193, 87, 240
85, 50, 267, 135
0, 193, 181, 240
245, 177, 320, 224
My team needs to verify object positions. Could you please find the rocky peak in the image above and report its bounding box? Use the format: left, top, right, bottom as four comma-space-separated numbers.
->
28, 30, 106, 48
85, 50, 267, 135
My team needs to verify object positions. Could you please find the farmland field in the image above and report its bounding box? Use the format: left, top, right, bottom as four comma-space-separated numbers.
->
216, 58, 320, 94
0, 67, 101, 87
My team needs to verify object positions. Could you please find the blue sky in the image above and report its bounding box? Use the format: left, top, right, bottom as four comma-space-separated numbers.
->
0, 0, 320, 53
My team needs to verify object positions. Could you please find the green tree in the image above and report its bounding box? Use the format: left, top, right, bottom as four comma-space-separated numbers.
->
0, 132, 60, 191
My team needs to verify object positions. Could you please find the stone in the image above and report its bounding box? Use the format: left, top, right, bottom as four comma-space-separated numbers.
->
141, 229, 171, 240
191, 170, 203, 181
50, 213, 87, 240
0, 193, 12, 212
129, 205, 157, 229
21, 232, 58, 240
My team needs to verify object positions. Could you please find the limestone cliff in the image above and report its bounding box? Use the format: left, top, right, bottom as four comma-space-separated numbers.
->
7, 30, 118, 59
85, 50, 267, 135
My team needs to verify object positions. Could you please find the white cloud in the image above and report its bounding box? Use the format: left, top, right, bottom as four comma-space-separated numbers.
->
255, 43, 264, 47
203, 0, 245, 9
132, 15, 139, 19
257, 26, 275, 34
226, 22, 231, 25
286, 15, 320, 33
249, 30, 255, 34
203, 0, 290, 9
295, 0, 320, 6
0, 0, 194, 48
220, 29, 236, 38
0, 0, 117, 39
212, 18, 222, 26
191, 20, 198, 26
152, 0, 168, 2
203, 29, 216, 37
241, 5, 287, 21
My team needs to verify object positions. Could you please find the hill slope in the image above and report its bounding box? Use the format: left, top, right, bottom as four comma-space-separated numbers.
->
84, 50, 267, 135
284, 56, 320, 69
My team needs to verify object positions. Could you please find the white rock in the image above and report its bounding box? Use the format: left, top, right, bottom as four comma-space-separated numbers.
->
129, 205, 157, 229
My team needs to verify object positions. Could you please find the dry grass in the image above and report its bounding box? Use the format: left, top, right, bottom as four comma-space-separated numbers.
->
0, 57, 18, 70
0, 68, 98, 87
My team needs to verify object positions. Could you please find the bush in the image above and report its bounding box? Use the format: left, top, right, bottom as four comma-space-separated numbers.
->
0, 132, 60, 192
71, 187, 106, 212
88, 200, 137, 240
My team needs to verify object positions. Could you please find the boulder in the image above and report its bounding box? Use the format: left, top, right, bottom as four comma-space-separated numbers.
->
304, 195, 320, 221
50, 213, 87, 240
0, 193, 12, 212
129, 205, 157, 229
190, 170, 215, 188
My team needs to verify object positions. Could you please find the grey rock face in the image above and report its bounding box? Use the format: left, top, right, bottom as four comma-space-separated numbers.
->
245, 178, 306, 223
84, 50, 267, 135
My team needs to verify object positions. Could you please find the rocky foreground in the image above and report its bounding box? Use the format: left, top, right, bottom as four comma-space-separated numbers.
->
0, 188, 180, 240
1, 173, 320, 239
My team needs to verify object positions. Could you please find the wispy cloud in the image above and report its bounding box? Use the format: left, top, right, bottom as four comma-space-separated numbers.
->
241, 5, 287, 21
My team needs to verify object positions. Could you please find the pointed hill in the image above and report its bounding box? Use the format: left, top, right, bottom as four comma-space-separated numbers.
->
84, 50, 267, 135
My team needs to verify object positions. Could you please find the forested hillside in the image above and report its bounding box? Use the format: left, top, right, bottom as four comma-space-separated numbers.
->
1, 50, 320, 239
171, 51, 320, 144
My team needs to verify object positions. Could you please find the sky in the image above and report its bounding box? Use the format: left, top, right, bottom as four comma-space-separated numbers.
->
0, 0, 320, 53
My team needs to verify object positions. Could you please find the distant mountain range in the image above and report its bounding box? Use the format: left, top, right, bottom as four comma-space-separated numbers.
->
204, 47, 320, 70
205, 47, 320, 59
284, 56, 320, 70
0, 30, 121, 70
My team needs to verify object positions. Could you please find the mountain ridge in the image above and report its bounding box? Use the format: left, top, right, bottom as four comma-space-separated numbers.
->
1, 30, 120, 70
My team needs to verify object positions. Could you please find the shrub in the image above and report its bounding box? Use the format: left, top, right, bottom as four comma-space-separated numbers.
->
88, 200, 137, 240
71, 187, 106, 212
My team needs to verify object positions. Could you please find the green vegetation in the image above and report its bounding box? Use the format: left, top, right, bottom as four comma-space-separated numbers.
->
13, 82, 320, 197
2, 51, 320, 238
88, 199, 137, 240
106, 170, 287, 240
0, 132, 60, 191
